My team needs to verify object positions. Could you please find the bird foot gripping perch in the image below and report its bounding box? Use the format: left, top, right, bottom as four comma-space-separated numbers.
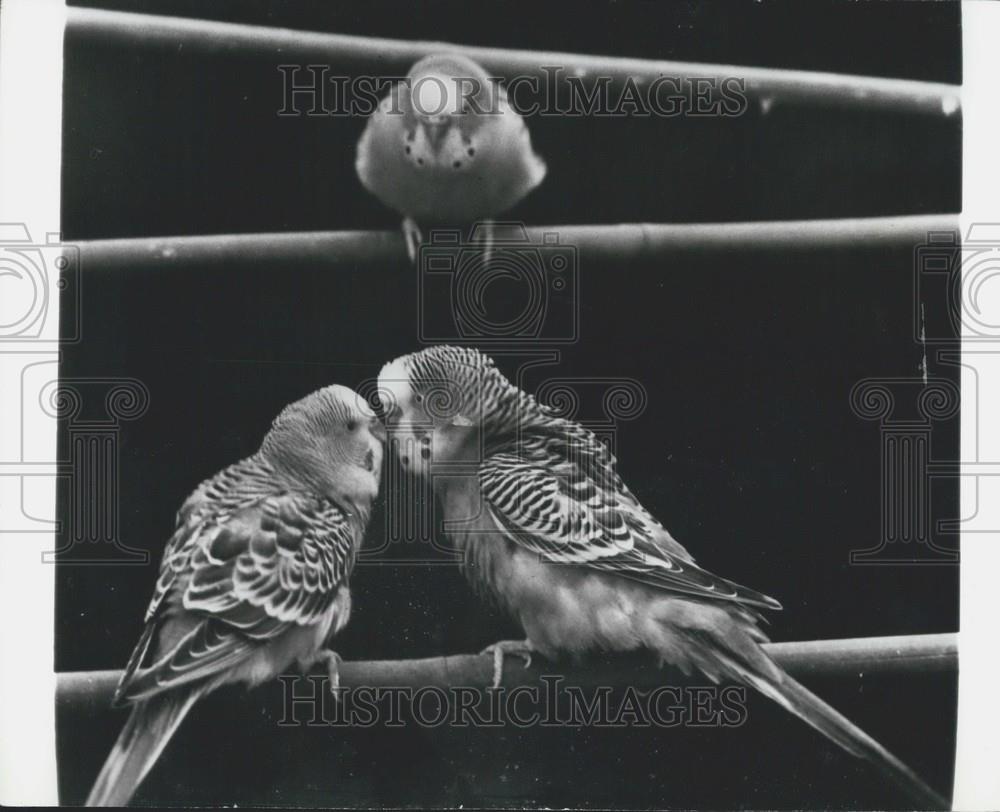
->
481, 639, 536, 689
316, 649, 344, 699
402, 217, 423, 263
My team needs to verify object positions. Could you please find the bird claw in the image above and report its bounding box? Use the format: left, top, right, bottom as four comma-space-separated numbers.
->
480, 639, 535, 689
402, 217, 423, 263
481, 218, 494, 267
318, 649, 343, 700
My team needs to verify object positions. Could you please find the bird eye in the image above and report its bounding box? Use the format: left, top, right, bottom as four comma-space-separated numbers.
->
347, 420, 358, 432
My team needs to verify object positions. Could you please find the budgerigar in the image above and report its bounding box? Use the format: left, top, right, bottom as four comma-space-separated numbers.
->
356, 53, 547, 260
86, 385, 384, 806
377, 345, 945, 808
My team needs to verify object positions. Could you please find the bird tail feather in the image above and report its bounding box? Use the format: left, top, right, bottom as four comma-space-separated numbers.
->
668, 617, 947, 809
751, 671, 947, 809
85, 688, 202, 807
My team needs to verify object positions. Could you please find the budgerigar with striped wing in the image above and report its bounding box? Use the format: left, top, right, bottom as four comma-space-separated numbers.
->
86, 385, 384, 806
377, 345, 945, 809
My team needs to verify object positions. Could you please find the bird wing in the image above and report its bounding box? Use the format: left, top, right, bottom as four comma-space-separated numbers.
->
116, 479, 356, 703
479, 436, 780, 611
142, 455, 281, 625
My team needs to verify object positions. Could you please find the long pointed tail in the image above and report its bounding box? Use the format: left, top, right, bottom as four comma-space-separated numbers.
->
661, 606, 948, 808
745, 660, 948, 808
85, 688, 202, 807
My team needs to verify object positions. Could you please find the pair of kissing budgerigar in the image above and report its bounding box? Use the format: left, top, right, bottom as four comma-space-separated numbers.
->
90, 347, 944, 808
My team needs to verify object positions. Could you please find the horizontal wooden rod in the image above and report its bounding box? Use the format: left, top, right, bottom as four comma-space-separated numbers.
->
58, 633, 956, 713
73, 215, 959, 271
66, 7, 961, 118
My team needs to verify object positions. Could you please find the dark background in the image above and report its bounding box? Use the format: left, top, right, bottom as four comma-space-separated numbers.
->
58, 1, 960, 808
62, 0, 961, 239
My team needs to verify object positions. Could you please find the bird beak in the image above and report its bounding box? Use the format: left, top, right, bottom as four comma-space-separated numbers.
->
370, 415, 387, 444
422, 121, 448, 153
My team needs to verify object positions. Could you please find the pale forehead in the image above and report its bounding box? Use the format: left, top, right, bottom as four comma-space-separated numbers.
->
411, 75, 464, 117
407, 54, 489, 83
377, 359, 415, 413
381, 348, 487, 385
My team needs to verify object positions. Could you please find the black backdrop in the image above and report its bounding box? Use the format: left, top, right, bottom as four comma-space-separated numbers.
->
58, 1, 960, 808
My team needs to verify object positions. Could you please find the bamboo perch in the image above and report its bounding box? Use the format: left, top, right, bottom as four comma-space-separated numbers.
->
74, 215, 959, 272
58, 632, 956, 714
66, 7, 961, 118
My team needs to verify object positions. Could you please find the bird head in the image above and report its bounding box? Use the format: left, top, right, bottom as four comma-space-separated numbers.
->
261, 384, 385, 515
377, 345, 538, 477
400, 53, 496, 163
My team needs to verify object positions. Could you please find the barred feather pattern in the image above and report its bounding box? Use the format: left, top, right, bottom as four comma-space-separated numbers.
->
395, 345, 779, 610
116, 453, 360, 703
88, 384, 381, 806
